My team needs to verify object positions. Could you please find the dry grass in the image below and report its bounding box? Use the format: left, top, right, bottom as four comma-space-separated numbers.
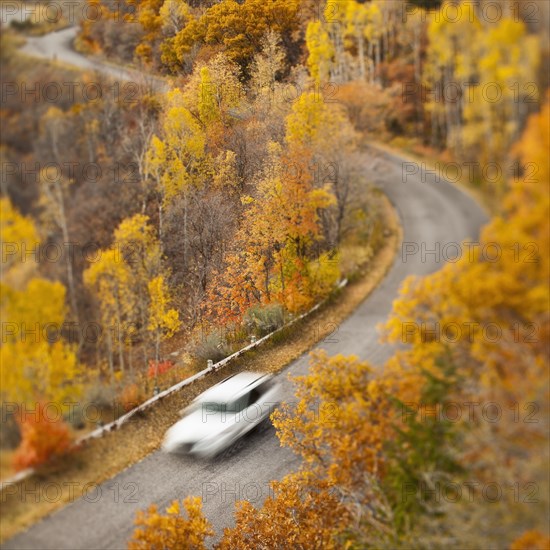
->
0, 451, 16, 483
0, 194, 401, 543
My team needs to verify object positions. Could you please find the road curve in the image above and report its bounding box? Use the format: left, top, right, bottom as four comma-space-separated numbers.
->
2, 144, 488, 549
20, 26, 168, 91
5, 20, 489, 549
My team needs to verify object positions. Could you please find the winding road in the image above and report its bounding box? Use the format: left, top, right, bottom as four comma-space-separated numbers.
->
20, 26, 168, 91
2, 23, 489, 550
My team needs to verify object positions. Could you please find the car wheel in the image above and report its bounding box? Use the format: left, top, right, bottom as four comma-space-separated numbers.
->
256, 416, 272, 433
217, 436, 246, 459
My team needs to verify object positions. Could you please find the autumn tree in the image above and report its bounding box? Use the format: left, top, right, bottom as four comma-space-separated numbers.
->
165, 0, 301, 77
285, 91, 358, 243
1, 198, 82, 408
207, 141, 336, 323
424, 1, 541, 197
218, 98, 550, 550
84, 214, 163, 373
128, 497, 213, 550
321, 0, 389, 83
220, 351, 424, 547
305, 20, 333, 86
147, 275, 180, 386
219, 471, 347, 550
83, 249, 134, 376
145, 87, 207, 250
380, 96, 550, 547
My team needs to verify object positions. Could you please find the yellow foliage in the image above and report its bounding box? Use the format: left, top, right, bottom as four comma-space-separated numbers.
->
1, 199, 81, 406
128, 496, 213, 550
306, 21, 333, 85
0, 197, 39, 287
1, 279, 81, 405
147, 276, 180, 340
219, 471, 347, 550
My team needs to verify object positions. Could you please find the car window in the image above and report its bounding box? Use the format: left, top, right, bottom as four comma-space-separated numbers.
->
203, 394, 249, 414
247, 379, 273, 405
248, 387, 262, 404
226, 394, 249, 413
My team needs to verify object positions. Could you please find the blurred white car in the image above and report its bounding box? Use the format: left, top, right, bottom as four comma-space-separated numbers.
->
162, 372, 281, 458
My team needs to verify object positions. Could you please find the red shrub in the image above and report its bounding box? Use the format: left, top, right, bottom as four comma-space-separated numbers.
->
12, 403, 72, 471
147, 359, 174, 379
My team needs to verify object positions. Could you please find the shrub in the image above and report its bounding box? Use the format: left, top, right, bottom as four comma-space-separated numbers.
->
64, 403, 86, 430
117, 383, 145, 412
191, 332, 233, 364
510, 531, 550, 550
244, 303, 285, 337
10, 19, 36, 31
147, 359, 174, 379
12, 403, 72, 471
83, 379, 117, 410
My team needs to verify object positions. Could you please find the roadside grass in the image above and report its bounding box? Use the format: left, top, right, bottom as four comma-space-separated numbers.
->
0, 191, 401, 544
0, 451, 16, 484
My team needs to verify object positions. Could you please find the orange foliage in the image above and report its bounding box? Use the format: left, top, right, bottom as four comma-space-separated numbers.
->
510, 530, 550, 550
128, 496, 213, 550
206, 144, 336, 324
12, 403, 72, 471
117, 383, 145, 412
147, 359, 174, 379
219, 472, 348, 550
218, 97, 550, 548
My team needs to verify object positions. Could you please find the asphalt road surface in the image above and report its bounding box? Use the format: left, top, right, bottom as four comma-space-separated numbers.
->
2, 145, 488, 549
20, 26, 168, 91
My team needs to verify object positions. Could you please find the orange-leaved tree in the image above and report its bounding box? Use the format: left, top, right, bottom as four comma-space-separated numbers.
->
206, 141, 335, 324
221, 351, 425, 547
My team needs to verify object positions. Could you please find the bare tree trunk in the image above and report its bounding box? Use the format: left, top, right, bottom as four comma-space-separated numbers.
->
106, 328, 114, 380
115, 298, 125, 372
44, 122, 81, 348
128, 342, 133, 375
356, 29, 366, 80
183, 192, 188, 271
153, 332, 161, 392
374, 37, 381, 84
367, 42, 374, 85
158, 201, 164, 255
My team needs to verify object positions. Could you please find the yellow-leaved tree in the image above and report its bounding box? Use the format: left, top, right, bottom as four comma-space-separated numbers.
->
380, 95, 550, 547
84, 214, 164, 375
0, 198, 81, 407
83, 249, 134, 376
146, 88, 207, 250
128, 497, 213, 550
147, 275, 180, 385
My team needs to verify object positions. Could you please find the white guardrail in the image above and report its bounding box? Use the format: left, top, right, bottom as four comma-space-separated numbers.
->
1, 279, 347, 491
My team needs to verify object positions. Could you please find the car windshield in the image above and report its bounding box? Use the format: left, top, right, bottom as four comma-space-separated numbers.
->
201, 394, 249, 414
